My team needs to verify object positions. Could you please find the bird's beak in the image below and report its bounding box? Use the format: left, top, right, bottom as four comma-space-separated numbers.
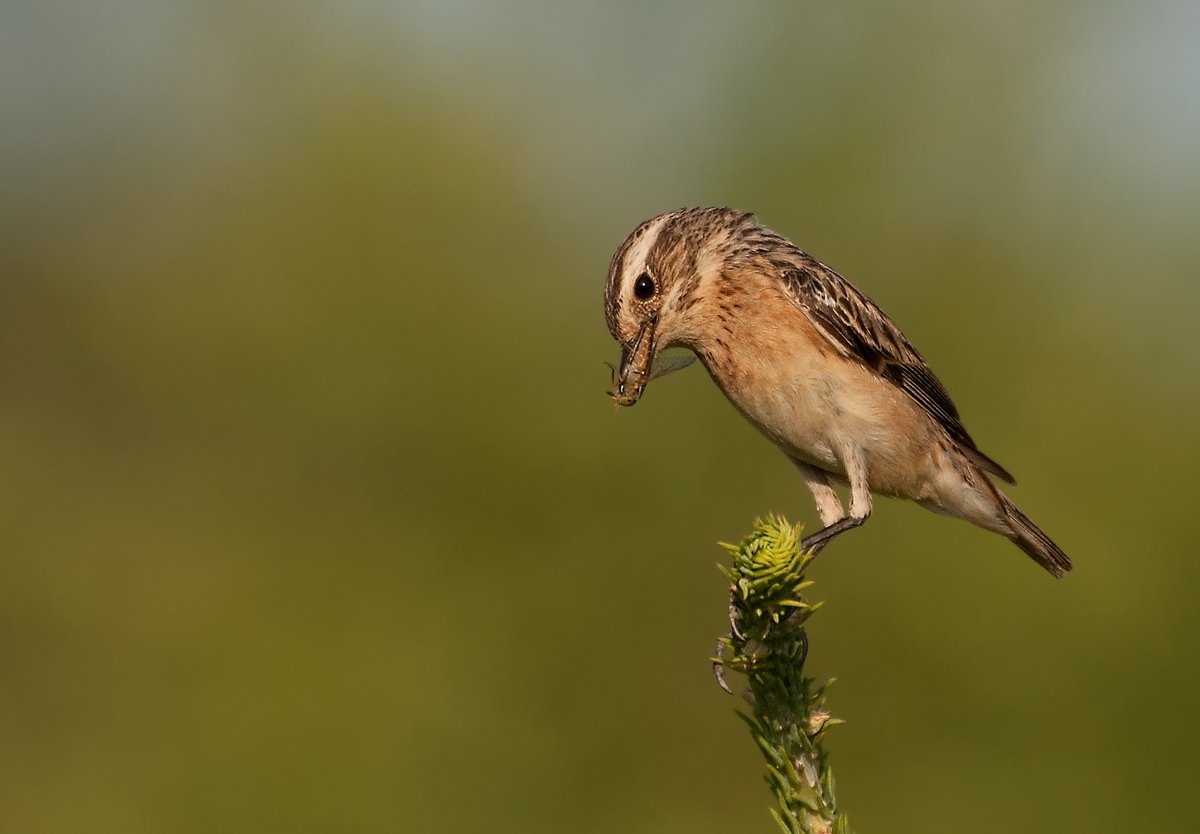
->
610, 316, 658, 407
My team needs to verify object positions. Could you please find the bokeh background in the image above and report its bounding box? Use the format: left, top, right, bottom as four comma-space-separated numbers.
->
3, 2, 1198, 832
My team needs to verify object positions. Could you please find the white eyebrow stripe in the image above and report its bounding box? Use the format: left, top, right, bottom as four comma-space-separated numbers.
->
622, 213, 673, 287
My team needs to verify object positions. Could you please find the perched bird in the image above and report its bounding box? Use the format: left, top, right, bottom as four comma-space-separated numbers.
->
604, 207, 1071, 576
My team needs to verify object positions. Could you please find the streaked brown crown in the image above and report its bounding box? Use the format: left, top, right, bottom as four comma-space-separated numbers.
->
603, 207, 756, 345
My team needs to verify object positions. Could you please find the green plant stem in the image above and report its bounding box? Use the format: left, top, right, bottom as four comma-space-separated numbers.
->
715, 515, 850, 834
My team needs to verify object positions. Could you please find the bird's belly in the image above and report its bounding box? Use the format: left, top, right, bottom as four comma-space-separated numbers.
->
714, 359, 936, 496
738, 382, 843, 470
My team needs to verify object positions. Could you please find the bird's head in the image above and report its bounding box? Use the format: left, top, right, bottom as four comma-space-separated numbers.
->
603, 206, 757, 406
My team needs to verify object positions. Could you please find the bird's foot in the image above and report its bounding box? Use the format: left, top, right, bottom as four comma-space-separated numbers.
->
800, 515, 867, 555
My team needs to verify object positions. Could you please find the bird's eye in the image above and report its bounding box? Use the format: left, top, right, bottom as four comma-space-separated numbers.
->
634, 273, 656, 300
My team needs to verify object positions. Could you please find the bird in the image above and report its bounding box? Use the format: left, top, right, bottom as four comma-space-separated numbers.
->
603, 206, 1071, 577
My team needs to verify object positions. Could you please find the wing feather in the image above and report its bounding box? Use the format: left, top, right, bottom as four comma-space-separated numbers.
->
778, 259, 1015, 484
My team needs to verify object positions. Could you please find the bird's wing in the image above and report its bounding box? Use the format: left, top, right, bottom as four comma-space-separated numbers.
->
778, 259, 1015, 484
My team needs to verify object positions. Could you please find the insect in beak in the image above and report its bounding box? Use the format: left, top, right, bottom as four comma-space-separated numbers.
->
606, 317, 695, 407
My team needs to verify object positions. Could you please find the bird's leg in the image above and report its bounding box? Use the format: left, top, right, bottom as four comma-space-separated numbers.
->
797, 450, 873, 555
792, 459, 845, 527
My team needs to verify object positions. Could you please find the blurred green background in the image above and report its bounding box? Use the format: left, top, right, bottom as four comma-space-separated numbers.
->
3, 2, 1198, 832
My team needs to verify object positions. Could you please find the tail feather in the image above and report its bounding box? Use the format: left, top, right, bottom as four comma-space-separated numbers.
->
1002, 498, 1072, 578
963, 446, 1016, 485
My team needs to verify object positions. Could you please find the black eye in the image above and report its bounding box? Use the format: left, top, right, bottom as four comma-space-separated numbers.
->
634, 273, 656, 300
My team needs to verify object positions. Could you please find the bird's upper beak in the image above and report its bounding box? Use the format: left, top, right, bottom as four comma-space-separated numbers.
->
609, 316, 658, 407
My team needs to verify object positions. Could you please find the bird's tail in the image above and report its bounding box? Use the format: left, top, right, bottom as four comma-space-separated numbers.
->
1000, 496, 1072, 578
